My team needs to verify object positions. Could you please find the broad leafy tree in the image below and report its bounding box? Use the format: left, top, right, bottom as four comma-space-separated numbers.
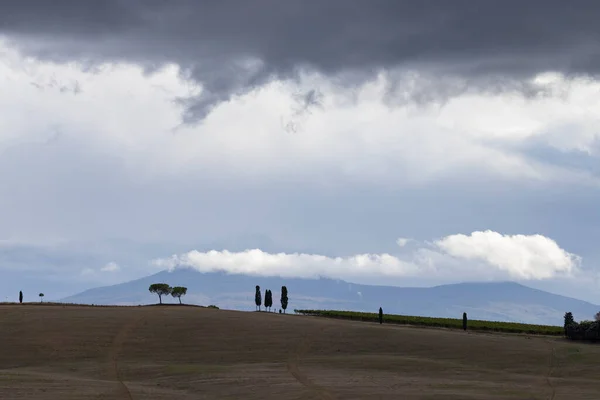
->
171, 286, 188, 304
149, 283, 172, 304
280, 286, 288, 313
255, 285, 262, 311
39, 293, 44, 303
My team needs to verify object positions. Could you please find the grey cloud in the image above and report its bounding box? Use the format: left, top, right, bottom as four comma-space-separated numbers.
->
519, 143, 600, 178
2, 1, 600, 120
477, 131, 600, 180
283, 89, 325, 133
29, 79, 82, 95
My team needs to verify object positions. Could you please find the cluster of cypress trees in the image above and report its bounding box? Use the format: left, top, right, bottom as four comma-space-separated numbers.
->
254, 285, 288, 313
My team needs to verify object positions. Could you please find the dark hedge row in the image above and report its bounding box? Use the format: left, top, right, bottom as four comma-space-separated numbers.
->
295, 309, 564, 335
565, 320, 600, 341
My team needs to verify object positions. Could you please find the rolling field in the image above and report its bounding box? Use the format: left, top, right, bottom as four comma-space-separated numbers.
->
0, 305, 599, 399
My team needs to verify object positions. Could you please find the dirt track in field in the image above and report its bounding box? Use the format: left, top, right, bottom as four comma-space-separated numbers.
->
0, 304, 599, 399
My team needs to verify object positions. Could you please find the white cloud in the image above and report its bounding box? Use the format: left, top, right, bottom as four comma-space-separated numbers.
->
152, 230, 581, 282
100, 262, 120, 272
152, 249, 422, 280
434, 230, 580, 280
80, 268, 95, 276
79, 262, 120, 277
1, 39, 600, 190
396, 238, 412, 247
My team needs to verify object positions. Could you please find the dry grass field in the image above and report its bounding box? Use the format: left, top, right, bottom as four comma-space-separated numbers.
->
0, 304, 599, 399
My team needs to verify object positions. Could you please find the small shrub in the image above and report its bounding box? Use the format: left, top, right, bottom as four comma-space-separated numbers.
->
207, 305, 219, 309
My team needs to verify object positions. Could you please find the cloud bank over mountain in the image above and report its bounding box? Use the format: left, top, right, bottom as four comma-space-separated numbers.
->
152, 230, 580, 283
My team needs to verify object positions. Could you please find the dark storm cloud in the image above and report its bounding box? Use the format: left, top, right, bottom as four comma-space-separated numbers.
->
1, 0, 600, 119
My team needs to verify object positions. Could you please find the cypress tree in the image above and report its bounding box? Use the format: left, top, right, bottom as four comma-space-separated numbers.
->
255, 285, 262, 311
564, 312, 574, 336
280, 286, 288, 313
254, 285, 262, 311
378, 307, 383, 324
263, 289, 267, 311
265, 290, 271, 311
19, 291, 23, 304
462, 312, 468, 331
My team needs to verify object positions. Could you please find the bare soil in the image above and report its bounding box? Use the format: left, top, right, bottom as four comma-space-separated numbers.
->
0, 304, 598, 399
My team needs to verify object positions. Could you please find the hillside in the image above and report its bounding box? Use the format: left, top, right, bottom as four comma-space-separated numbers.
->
61, 268, 600, 325
0, 304, 599, 399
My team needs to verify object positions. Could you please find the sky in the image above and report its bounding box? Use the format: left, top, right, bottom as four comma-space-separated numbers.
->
1, 1, 600, 303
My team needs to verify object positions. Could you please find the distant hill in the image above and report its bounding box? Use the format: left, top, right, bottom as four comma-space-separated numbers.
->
61, 268, 600, 326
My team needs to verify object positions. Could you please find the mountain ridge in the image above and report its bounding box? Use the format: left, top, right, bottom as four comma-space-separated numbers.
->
61, 268, 600, 326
